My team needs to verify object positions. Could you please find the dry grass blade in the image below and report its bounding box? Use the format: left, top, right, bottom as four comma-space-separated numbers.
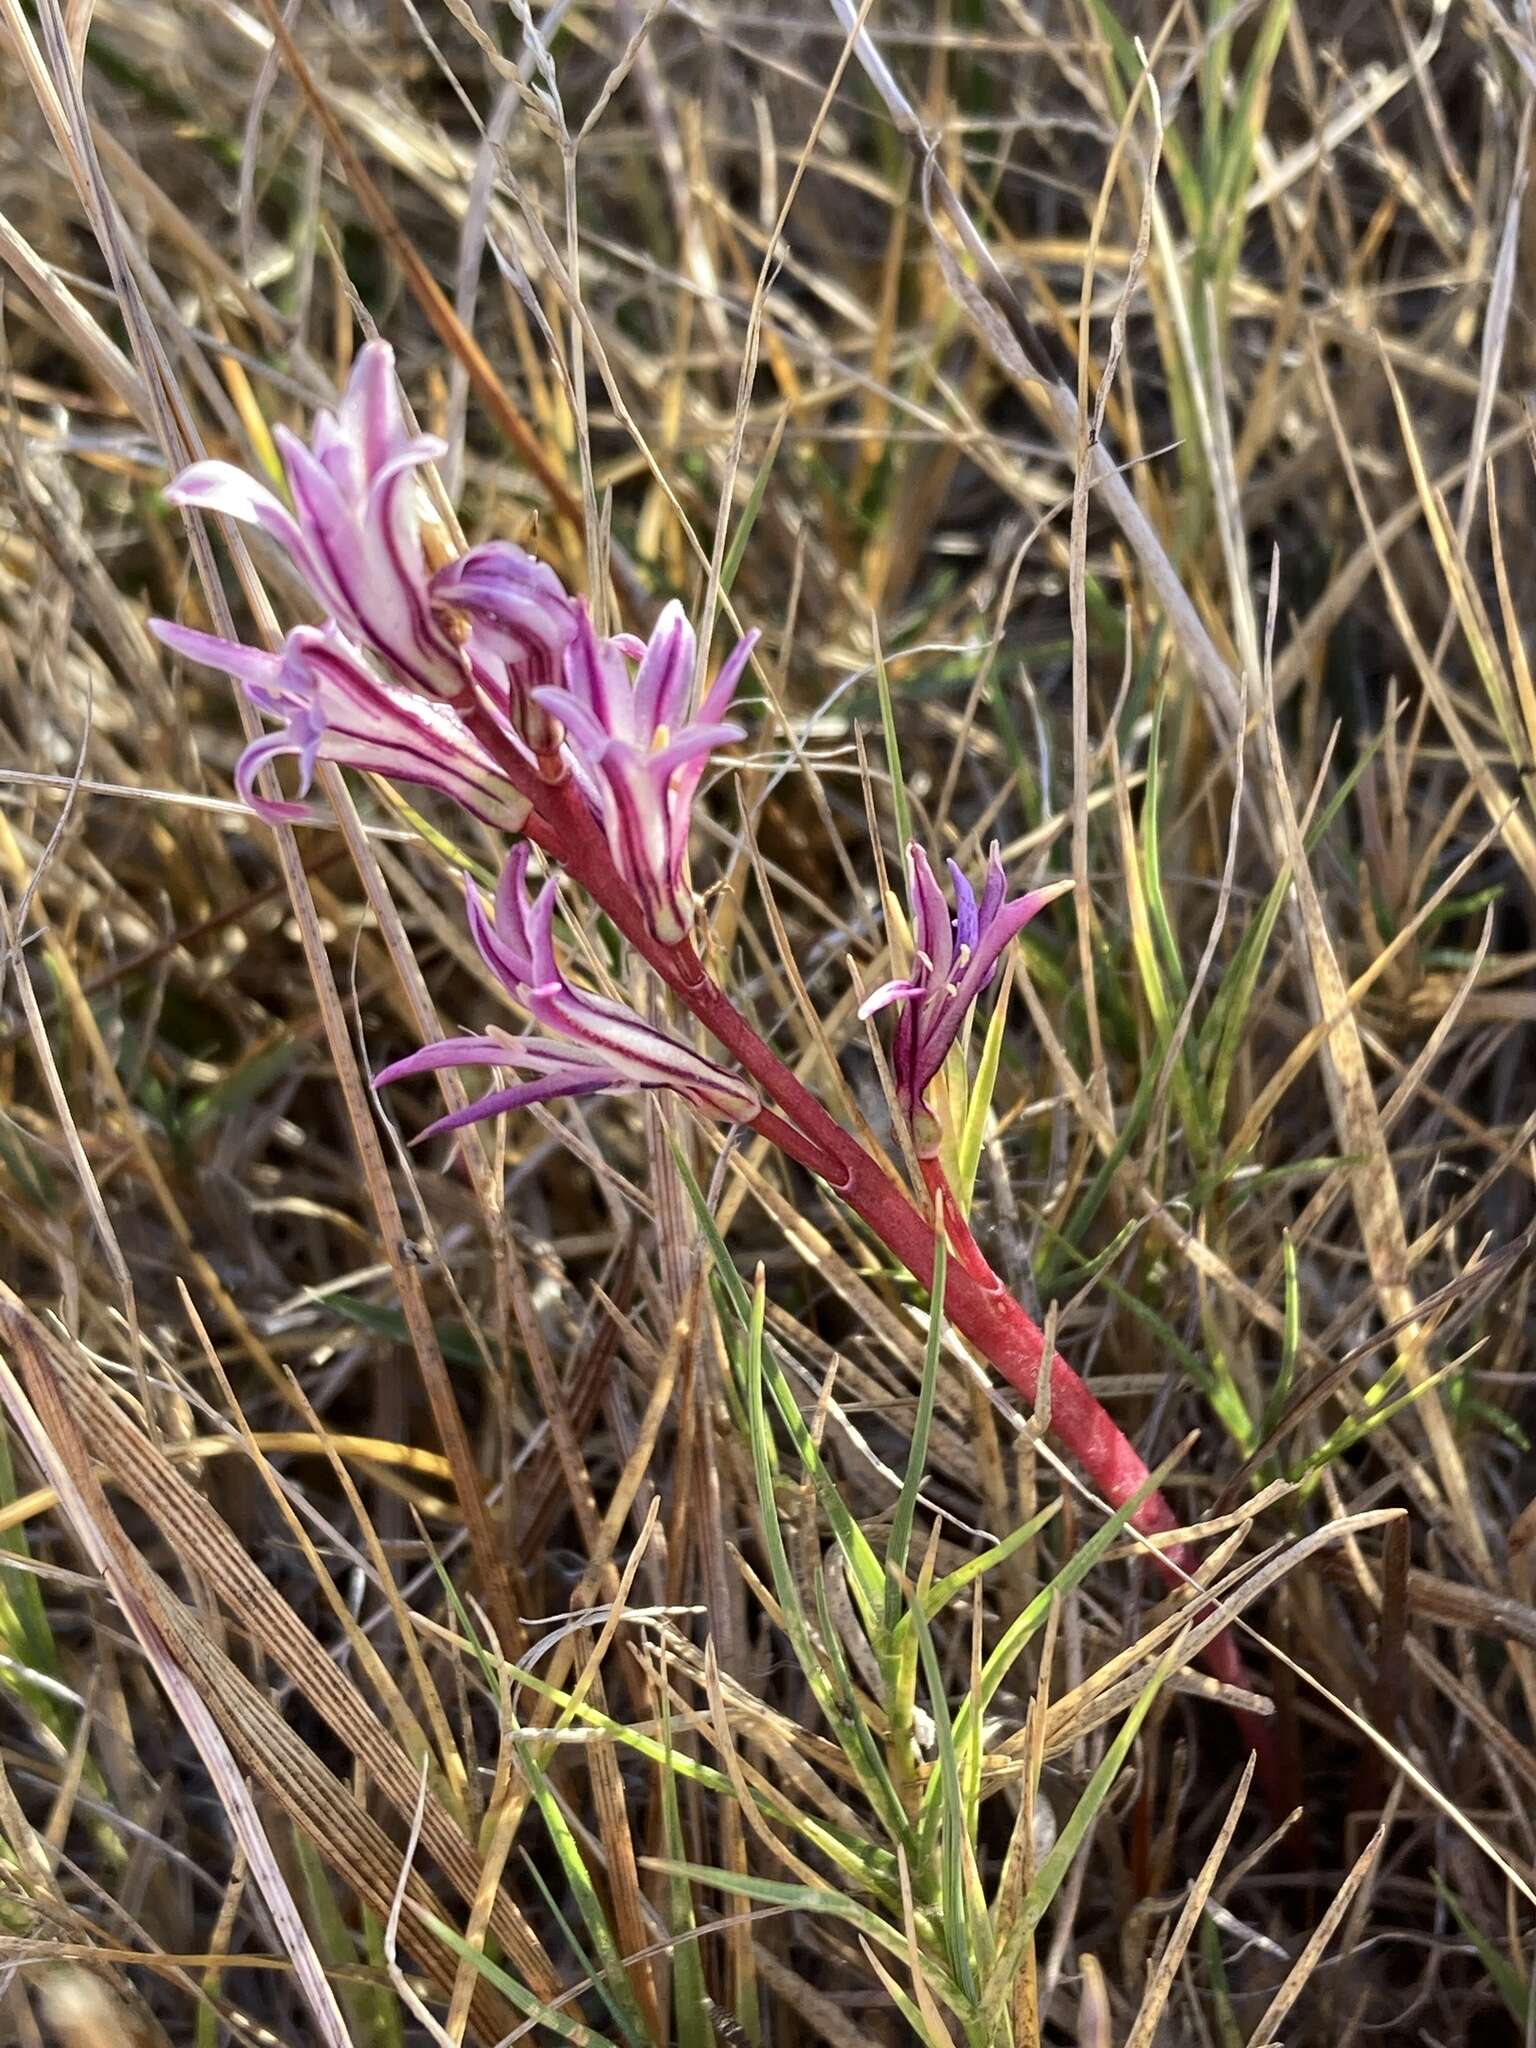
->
0, 1307, 356, 2048
1254, 592, 1489, 1569
1123, 1752, 1255, 2048
1244, 1824, 1386, 2048
0, 3, 1533, 2041
0, 1289, 558, 2000
251, 0, 580, 532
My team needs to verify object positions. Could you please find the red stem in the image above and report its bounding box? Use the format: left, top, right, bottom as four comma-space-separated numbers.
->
916, 1147, 1280, 1794
530, 781, 1176, 1524
476, 722, 1280, 1794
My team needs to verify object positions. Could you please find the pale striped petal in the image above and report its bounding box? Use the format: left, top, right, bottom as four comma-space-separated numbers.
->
154, 618, 528, 832
165, 463, 320, 590
856, 975, 926, 1021
164, 343, 488, 702
373, 1036, 514, 1086
414, 1071, 617, 1140
632, 600, 694, 732
697, 630, 758, 724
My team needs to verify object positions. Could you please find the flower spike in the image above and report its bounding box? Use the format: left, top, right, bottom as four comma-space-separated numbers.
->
152, 618, 531, 831
374, 845, 761, 1137
537, 600, 755, 944
859, 842, 1067, 1153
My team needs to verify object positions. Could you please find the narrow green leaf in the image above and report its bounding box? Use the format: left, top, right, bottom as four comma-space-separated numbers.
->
909, 1589, 986, 1999
873, 629, 912, 855
1208, 0, 1294, 306
1432, 1874, 1530, 2027
918, 1502, 1059, 1625
1259, 1234, 1301, 1446
679, 1146, 888, 1626
1141, 691, 1191, 1008
1202, 724, 1388, 1129
950, 1449, 1184, 1754
659, 1690, 712, 2048
985, 1632, 1182, 2012
953, 967, 1013, 1217
885, 1235, 946, 1635
642, 1862, 953, 1997
670, 1142, 753, 1324
320, 1292, 486, 1370
185, 1037, 302, 1137
744, 1274, 910, 1851
722, 403, 790, 596
424, 1912, 621, 2048
0, 1420, 56, 1684
1297, 1361, 1460, 1484
1079, 0, 1201, 220
294, 1831, 397, 2048
513, 1759, 653, 2048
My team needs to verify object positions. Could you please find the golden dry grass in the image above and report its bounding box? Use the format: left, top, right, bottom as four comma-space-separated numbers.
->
0, 2, 1534, 2043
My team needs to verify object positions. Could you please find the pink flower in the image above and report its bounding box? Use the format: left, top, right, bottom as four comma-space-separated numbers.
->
151, 618, 530, 831
859, 842, 1067, 1151
163, 343, 576, 735
157, 343, 753, 918
535, 601, 755, 944
373, 844, 761, 1136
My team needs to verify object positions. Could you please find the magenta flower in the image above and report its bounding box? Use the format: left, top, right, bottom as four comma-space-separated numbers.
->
164, 342, 463, 697
373, 844, 761, 1137
535, 601, 755, 945
162, 343, 576, 735
151, 618, 530, 832
859, 842, 1067, 1151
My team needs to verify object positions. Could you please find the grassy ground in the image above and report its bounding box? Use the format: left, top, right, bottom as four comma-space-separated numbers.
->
1, 1, 1535, 2042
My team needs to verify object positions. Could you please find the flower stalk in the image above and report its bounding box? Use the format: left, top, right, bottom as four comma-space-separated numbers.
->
469, 713, 1184, 1544
462, 696, 1279, 1791
157, 342, 1278, 1799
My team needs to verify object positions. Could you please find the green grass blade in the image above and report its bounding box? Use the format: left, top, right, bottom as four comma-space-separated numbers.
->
721, 403, 789, 597
1432, 1875, 1530, 2028
1208, 1, 1293, 304
513, 1758, 653, 2048
950, 1449, 1182, 1755
658, 1691, 712, 2048
1141, 691, 1191, 1008
424, 1911, 622, 2048
917, 1501, 1059, 1625
1259, 1233, 1302, 1447
953, 969, 1012, 1217
909, 1589, 989, 1999
744, 1273, 911, 1851
873, 627, 912, 854
672, 1142, 887, 1621
1079, 0, 1200, 221
884, 1235, 945, 1635
644, 1862, 954, 2000
985, 1633, 1183, 2013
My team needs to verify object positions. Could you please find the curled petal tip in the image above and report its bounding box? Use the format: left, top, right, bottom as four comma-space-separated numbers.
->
857, 975, 924, 1021
173, 621, 529, 833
